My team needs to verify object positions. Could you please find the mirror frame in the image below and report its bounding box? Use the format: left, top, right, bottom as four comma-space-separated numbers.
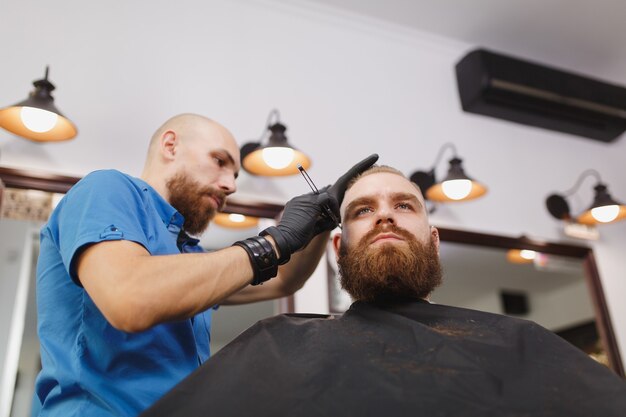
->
0, 165, 622, 377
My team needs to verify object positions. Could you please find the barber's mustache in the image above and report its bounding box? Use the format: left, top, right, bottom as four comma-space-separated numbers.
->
204, 187, 228, 210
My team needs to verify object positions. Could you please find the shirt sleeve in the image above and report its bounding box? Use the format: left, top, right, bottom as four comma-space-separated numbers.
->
55, 170, 151, 286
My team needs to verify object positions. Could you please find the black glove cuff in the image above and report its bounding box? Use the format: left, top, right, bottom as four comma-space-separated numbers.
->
260, 226, 291, 265
233, 236, 278, 285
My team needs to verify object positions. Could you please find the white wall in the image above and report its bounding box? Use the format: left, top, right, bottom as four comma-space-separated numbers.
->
1, 0, 625, 357
590, 226, 626, 355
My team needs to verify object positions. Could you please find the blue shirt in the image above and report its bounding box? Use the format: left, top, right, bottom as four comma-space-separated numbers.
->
34, 170, 214, 416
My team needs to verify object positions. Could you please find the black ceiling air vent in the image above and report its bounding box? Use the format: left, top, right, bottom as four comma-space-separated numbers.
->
455, 49, 626, 142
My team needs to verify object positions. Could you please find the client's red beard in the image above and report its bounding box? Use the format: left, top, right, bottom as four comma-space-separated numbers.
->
166, 172, 226, 235
338, 224, 442, 303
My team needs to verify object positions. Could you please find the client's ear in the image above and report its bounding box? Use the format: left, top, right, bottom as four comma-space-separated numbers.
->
430, 226, 440, 252
332, 233, 342, 259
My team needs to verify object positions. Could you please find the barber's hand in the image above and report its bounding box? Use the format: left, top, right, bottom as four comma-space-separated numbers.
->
263, 190, 333, 259
315, 153, 379, 233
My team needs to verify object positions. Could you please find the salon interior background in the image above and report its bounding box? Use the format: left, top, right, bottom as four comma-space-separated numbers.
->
2, 0, 626, 376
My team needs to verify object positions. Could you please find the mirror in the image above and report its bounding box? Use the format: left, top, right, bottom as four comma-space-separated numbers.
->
434, 242, 604, 364
2, 225, 40, 417
0, 168, 75, 417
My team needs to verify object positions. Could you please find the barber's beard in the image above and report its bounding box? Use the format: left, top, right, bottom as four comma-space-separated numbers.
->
166, 172, 226, 236
337, 224, 442, 303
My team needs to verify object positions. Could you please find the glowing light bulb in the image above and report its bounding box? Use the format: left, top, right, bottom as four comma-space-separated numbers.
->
228, 213, 246, 223
20, 107, 58, 132
520, 250, 536, 260
262, 147, 294, 169
441, 179, 472, 200
591, 205, 619, 223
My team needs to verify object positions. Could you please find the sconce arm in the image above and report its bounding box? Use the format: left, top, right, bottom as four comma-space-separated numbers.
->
562, 169, 603, 197
255, 109, 282, 143
430, 142, 458, 170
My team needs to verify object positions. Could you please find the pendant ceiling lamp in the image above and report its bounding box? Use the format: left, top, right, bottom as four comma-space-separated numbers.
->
0, 66, 77, 142
409, 143, 487, 203
213, 212, 259, 229
546, 169, 626, 225
240, 109, 311, 176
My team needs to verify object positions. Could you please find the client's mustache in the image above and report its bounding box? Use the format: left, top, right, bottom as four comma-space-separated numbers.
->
361, 223, 416, 245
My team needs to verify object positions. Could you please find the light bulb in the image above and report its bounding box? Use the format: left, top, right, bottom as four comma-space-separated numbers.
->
262, 147, 294, 169
519, 250, 536, 260
591, 205, 619, 223
441, 179, 472, 200
228, 213, 246, 223
20, 107, 58, 132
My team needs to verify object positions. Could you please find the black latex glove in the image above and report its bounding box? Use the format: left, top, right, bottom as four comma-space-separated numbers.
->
314, 153, 379, 233
263, 190, 333, 259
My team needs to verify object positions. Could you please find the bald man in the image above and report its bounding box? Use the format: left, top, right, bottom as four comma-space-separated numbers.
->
33, 114, 377, 417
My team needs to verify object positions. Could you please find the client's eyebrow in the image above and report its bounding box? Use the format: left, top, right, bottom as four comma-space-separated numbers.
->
344, 193, 423, 217
391, 192, 422, 210
344, 196, 377, 217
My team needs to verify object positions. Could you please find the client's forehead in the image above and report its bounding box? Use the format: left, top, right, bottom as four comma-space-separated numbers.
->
342, 172, 423, 211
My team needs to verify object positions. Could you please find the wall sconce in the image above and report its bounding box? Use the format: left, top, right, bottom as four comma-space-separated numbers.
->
546, 169, 626, 225
0, 66, 77, 142
240, 109, 311, 176
213, 212, 259, 229
409, 143, 487, 203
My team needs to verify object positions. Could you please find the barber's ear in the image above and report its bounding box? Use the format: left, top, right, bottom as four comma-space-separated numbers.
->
161, 131, 178, 160
431, 226, 440, 253
332, 233, 342, 259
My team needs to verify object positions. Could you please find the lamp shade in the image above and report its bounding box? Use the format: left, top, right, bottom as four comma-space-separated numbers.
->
241, 121, 311, 176
0, 67, 77, 142
213, 212, 260, 229
577, 184, 626, 225
506, 249, 537, 264
425, 158, 487, 202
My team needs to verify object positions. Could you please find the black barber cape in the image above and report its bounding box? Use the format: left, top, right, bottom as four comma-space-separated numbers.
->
141, 300, 626, 417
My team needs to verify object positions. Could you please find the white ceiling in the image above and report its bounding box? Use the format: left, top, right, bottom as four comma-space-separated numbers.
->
306, 0, 626, 84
